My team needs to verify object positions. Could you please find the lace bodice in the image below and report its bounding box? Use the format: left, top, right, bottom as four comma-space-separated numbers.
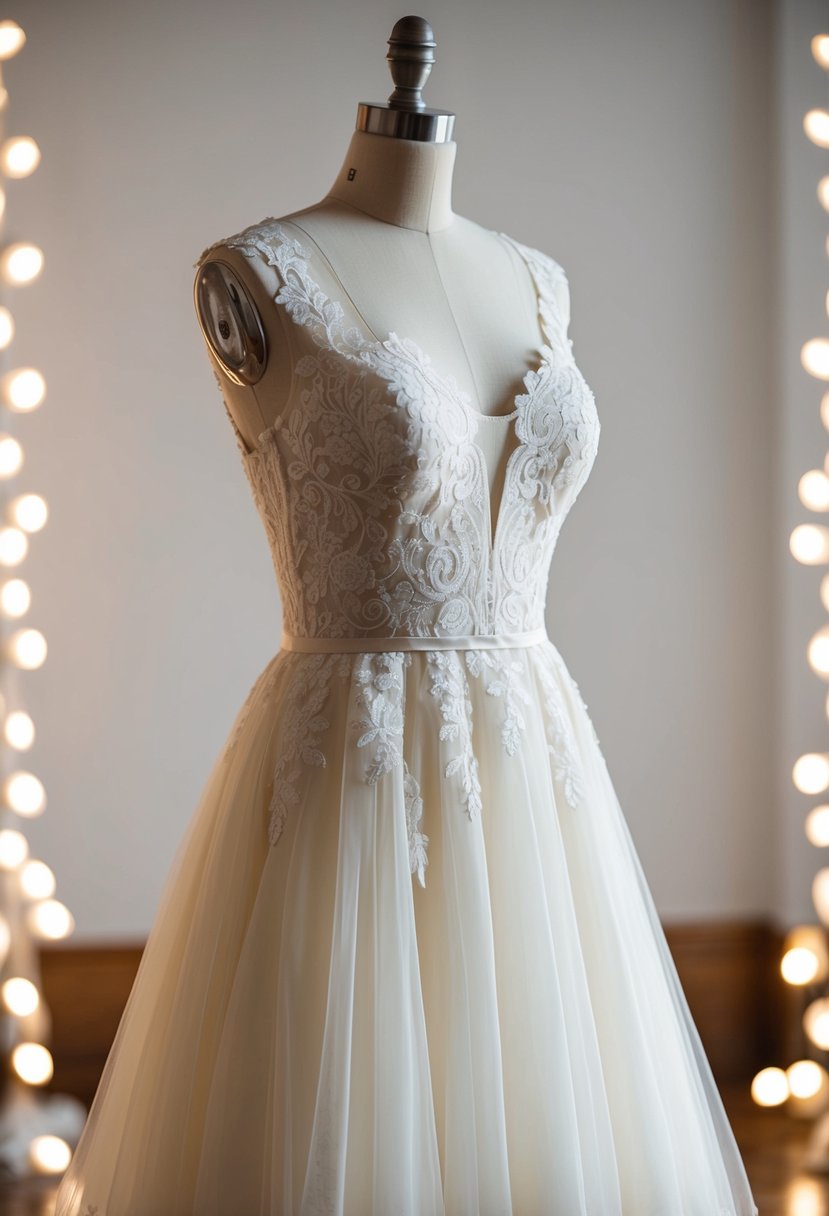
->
195, 218, 600, 641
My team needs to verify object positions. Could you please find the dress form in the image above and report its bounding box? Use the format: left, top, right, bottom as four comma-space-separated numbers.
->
193, 25, 569, 522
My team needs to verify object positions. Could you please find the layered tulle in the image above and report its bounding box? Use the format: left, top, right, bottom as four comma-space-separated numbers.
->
54, 640, 758, 1216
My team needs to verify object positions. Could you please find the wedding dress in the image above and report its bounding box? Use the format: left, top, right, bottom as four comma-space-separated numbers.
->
54, 218, 759, 1215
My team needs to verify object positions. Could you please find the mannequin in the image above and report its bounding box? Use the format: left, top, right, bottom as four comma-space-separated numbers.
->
193, 15, 568, 524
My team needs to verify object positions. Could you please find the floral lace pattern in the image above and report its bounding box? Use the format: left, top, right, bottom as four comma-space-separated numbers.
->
351, 651, 429, 886
195, 217, 600, 639
426, 650, 483, 821
353, 652, 411, 783
224, 657, 281, 756
535, 651, 589, 810
195, 218, 603, 876
464, 648, 532, 756
267, 653, 351, 845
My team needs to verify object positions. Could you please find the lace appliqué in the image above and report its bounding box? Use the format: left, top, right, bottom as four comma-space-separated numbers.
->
194, 218, 601, 640
353, 652, 409, 781
267, 653, 351, 845
536, 653, 586, 810
546, 645, 603, 753
404, 767, 428, 888
426, 650, 483, 820
464, 648, 532, 756
352, 652, 429, 887
225, 657, 281, 757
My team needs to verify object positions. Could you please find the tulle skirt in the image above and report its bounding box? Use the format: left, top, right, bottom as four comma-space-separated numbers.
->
54, 639, 758, 1216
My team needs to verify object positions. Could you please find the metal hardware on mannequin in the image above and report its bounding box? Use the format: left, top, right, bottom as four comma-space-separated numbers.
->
356, 15, 455, 143
193, 15, 452, 383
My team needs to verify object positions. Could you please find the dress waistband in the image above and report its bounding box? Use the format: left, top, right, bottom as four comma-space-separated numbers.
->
279, 627, 550, 653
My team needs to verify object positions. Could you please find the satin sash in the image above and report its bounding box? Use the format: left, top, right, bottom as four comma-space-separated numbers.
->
279, 627, 550, 653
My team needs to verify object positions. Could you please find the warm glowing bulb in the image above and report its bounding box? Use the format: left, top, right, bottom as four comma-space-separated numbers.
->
5, 710, 34, 750
4, 770, 45, 817
0, 828, 27, 870
2, 368, 45, 412
791, 524, 829, 564
0, 307, 15, 351
808, 627, 829, 676
794, 753, 829, 794
0, 577, 30, 618
782, 946, 821, 984
0, 21, 25, 60
29, 1135, 71, 1175
785, 925, 829, 977
0, 529, 31, 568
7, 628, 46, 669
813, 34, 829, 69
12, 1042, 53, 1085
0, 243, 43, 285
807, 805, 829, 847
27, 899, 74, 941
805, 998, 829, 1049
0, 136, 40, 179
815, 869, 829, 924
800, 470, 829, 511
751, 1066, 789, 1106
788, 1059, 826, 1099
821, 178, 829, 212
805, 109, 829, 147
8, 494, 46, 533
2, 975, 38, 1016
0, 915, 9, 967
19, 859, 54, 900
0, 436, 23, 479
0, 242, 40, 286
802, 338, 829, 380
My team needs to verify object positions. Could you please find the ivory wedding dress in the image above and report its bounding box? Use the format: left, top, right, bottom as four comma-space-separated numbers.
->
54, 218, 759, 1216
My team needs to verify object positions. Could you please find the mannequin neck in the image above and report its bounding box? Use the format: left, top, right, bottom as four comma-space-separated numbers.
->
324, 128, 456, 233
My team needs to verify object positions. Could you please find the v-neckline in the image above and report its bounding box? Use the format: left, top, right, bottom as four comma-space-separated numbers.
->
293, 222, 557, 425
236, 219, 565, 554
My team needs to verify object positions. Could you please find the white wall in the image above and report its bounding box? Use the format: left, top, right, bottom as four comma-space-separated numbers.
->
3, 0, 779, 940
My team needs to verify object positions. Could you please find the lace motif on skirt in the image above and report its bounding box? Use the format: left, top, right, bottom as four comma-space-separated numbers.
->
252, 644, 600, 887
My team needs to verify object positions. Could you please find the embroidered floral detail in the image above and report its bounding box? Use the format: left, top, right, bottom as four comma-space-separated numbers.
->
267, 653, 351, 845
351, 652, 429, 886
352, 652, 411, 783
426, 650, 483, 820
404, 765, 429, 888
536, 653, 586, 810
546, 645, 603, 753
194, 218, 601, 641
464, 648, 532, 756
225, 659, 279, 756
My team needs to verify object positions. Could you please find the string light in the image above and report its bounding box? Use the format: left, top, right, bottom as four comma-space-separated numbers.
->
26, 900, 74, 941
754, 32, 829, 1136
0, 578, 30, 617
0, 241, 42, 284
0, 136, 39, 179
11, 1042, 53, 1085
29, 1135, 71, 1174
0, 24, 25, 62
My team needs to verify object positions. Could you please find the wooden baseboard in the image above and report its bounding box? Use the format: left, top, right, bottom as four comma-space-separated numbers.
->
36, 917, 782, 1108
663, 918, 783, 1084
